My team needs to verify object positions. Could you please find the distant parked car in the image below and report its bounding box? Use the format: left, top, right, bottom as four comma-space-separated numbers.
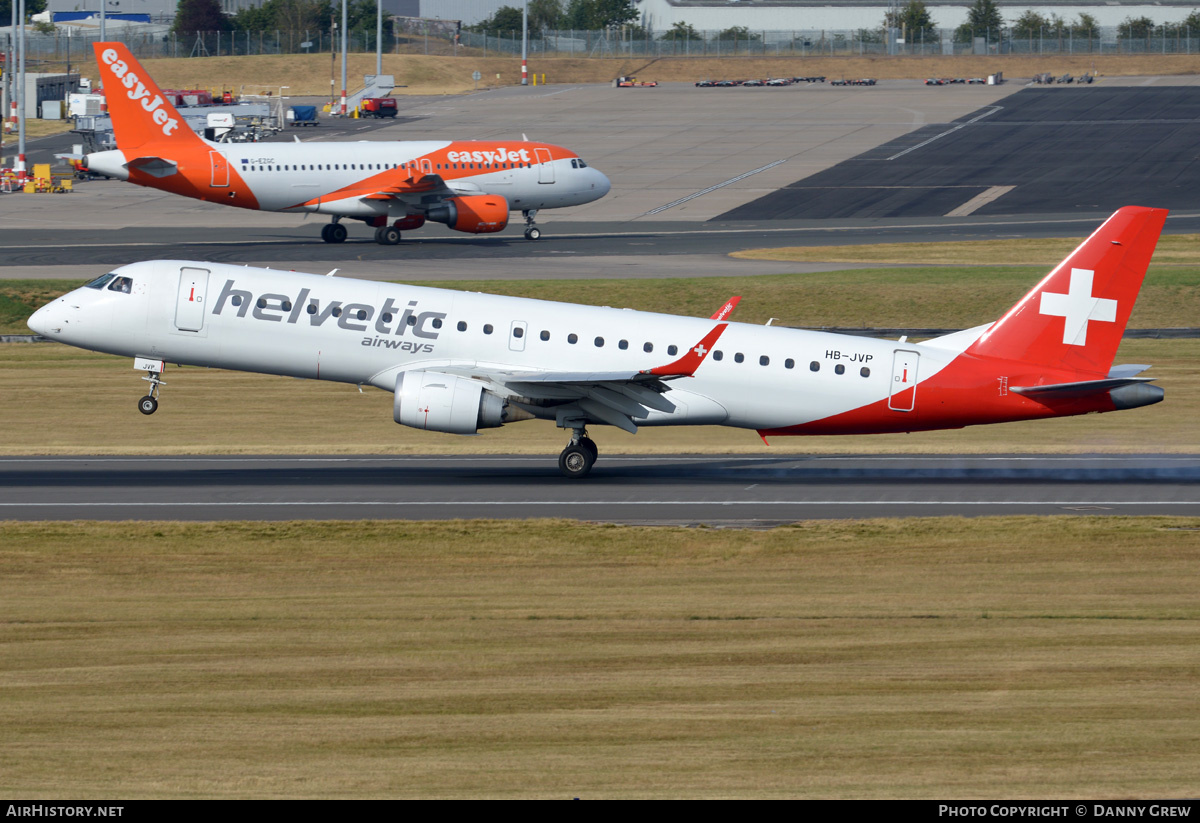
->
792, 76, 826, 83
766, 77, 791, 86
695, 79, 715, 87
968, 77, 986, 84
742, 79, 765, 86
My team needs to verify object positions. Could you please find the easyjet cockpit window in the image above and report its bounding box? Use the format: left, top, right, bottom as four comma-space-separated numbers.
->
578, 159, 589, 168
107, 276, 133, 294
84, 273, 117, 290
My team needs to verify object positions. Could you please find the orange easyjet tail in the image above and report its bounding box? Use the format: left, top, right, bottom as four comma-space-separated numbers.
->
95, 42, 203, 151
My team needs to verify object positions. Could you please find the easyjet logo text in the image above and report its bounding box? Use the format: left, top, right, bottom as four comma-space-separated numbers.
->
101, 48, 180, 138
446, 148, 532, 164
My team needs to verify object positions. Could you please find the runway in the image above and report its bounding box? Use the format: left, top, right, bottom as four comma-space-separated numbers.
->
2, 454, 1197, 523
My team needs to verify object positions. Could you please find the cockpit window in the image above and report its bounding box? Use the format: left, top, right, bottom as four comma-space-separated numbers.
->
578, 159, 588, 168
84, 273, 117, 290
108, 276, 133, 294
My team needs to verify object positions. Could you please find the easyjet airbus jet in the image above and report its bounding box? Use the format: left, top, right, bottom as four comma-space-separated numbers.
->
83, 43, 610, 244
30, 207, 1166, 477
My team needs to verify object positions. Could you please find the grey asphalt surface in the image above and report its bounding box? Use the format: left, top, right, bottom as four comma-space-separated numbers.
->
2, 455, 1197, 523
722, 87, 1200, 220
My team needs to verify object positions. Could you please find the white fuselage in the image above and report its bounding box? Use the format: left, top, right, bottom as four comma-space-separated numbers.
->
85, 140, 611, 217
28, 261, 979, 432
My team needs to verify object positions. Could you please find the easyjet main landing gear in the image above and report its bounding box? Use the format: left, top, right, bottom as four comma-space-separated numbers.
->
321, 220, 347, 244
522, 209, 541, 241
558, 427, 598, 479
374, 225, 401, 245
138, 369, 165, 415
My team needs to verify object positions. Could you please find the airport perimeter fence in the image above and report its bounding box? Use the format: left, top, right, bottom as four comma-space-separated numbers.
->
10, 26, 1200, 64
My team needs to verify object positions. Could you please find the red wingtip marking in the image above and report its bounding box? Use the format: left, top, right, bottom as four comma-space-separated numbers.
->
646, 323, 728, 377
758, 431, 770, 446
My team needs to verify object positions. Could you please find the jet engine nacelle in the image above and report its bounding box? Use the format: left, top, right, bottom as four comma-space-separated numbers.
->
394, 371, 509, 435
425, 195, 509, 234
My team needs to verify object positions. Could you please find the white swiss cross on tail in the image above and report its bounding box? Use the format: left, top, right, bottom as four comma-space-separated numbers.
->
1038, 268, 1118, 346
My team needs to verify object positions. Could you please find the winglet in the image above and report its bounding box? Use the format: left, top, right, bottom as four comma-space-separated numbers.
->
711, 296, 741, 321
642, 324, 728, 377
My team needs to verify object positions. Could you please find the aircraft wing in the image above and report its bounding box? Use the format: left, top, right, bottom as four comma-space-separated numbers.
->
358, 173, 458, 203
436, 324, 729, 433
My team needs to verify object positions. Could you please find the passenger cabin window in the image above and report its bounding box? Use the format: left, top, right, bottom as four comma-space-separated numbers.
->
108, 276, 133, 294
540, 330, 550, 341
643, 342, 653, 353
568, 334, 578, 344
713, 351, 723, 361
513, 327, 524, 339
668, 345, 678, 356
861, 367, 871, 378
810, 361, 820, 372
457, 321, 467, 331
483, 324, 493, 335
785, 359, 795, 370
84, 273, 117, 290
835, 364, 845, 375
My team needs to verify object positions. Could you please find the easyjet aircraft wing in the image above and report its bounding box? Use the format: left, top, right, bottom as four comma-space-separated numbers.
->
83, 42, 610, 246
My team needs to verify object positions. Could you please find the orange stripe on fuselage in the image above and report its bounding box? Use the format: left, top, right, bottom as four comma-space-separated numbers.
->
285, 142, 572, 210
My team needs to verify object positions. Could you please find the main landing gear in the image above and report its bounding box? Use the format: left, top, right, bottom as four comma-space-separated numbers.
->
321, 220, 348, 244
558, 427, 598, 479
138, 369, 165, 415
522, 209, 541, 241
373, 225, 402, 245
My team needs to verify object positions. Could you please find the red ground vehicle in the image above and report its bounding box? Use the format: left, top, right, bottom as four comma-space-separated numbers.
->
360, 97, 398, 118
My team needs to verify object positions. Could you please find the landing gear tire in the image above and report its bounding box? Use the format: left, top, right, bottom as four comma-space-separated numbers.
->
578, 436, 598, 462
322, 222, 347, 243
522, 209, 540, 241
377, 226, 401, 245
558, 444, 595, 479
138, 396, 158, 415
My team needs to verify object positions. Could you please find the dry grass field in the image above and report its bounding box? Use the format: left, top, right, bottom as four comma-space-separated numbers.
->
40, 52, 1200, 97
2, 517, 1198, 798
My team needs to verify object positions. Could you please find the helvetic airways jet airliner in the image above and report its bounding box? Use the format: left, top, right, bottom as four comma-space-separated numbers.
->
82, 43, 610, 245
29, 207, 1166, 478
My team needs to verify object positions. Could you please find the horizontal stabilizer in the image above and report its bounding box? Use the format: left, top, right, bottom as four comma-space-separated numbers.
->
1011, 376, 1155, 399
125, 156, 179, 178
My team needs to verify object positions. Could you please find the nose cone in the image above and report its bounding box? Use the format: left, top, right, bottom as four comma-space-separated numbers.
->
590, 168, 612, 200
27, 303, 52, 336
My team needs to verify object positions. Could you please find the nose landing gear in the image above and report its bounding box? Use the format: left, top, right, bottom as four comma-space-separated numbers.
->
558, 427, 598, 478
138, 369, 166, 415
522, 209, 541, 240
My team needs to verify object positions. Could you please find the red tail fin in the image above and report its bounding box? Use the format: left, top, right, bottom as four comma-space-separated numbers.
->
967, 206, 1167, 376
94, 42, 201, 151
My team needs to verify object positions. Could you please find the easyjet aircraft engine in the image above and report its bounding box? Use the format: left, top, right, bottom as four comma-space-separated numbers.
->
84, 42, 610, 246
425, 195, 510, 234
28, 207, 1167, 478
